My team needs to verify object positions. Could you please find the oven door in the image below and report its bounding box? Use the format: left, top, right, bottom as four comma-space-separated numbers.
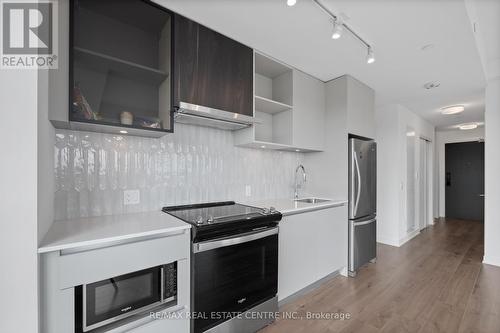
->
83, 266, 162, 332
192, 227, 278, 333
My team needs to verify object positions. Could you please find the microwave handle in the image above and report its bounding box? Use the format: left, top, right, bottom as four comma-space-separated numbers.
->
193, 227, 278, 253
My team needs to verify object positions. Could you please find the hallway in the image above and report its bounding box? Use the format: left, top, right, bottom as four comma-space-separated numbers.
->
262, 219, 500, 333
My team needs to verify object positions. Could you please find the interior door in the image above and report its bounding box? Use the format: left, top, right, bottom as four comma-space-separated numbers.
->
406, 128, 416, 232
445, 142, 485, 220
419, 138, 429, 230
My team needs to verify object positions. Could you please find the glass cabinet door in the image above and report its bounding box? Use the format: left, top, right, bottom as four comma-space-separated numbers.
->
71, 0, 173, 133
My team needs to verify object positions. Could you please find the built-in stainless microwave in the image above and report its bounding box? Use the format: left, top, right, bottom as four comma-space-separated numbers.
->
75, 262, 177, 332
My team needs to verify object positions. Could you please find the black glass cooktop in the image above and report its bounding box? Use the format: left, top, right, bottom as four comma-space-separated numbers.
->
162, 201, 282, 242
163, 201, 265, 225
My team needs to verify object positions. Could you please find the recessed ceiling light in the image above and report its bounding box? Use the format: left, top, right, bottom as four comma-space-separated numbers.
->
287, 0, 297, 6
458, 123, 478, 130
119, 130, 128, 134
423, 81, 441, 90
260, 145, 266, 149
441, 105, 465, 115
295, 149, 300, 152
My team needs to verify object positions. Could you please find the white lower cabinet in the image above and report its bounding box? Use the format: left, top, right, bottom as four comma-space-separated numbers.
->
40, 232, 191, 333
278, 206, 347, 301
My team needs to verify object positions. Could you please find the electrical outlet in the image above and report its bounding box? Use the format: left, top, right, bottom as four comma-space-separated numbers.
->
245, 185, 251, 197
124, 189, 140, 205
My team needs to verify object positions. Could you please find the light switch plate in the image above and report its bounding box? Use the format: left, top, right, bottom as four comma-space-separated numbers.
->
245, 185, 251, 197
124, 189, 140, 205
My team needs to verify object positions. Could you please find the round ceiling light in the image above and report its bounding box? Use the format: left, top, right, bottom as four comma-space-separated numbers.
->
458, 123, 478, 130
441, 105, 465, 115
287, 0, 297, 6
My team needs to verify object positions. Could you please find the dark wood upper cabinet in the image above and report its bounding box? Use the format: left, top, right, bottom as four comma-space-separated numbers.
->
68, 0, 174, 137
173, 15, 253, 116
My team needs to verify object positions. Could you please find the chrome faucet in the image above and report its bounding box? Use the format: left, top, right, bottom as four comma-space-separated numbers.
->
294, 165, 307, 199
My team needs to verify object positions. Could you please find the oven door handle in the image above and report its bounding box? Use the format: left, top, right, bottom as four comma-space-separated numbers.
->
193, 227, 278, 253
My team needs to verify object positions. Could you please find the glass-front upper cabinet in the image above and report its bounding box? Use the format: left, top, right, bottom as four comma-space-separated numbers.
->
71, 0, 173, 136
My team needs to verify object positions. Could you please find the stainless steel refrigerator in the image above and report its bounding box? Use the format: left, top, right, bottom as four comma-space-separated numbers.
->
348, 138, 377, 277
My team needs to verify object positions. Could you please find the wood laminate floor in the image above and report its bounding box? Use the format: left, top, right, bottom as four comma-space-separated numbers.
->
261, 218, 500, 333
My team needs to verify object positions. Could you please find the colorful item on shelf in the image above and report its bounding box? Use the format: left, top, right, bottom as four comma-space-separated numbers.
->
120, 111, 134, 125
135, 116, 162, 129
73, 85, 98, 120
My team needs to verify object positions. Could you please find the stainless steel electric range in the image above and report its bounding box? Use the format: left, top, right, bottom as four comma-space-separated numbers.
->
163, 201, 282, 333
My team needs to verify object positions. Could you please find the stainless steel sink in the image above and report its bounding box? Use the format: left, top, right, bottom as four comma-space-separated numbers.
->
294, 198, 331, 204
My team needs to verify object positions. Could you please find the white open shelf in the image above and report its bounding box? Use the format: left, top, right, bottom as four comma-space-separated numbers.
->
237, 140, 294, 150
251, 52, 294, 147
235, 52, 321, 152
254, 95, 292, 114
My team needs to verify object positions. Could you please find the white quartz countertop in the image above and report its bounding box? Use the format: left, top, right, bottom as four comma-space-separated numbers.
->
244, 198, 347, 216
38, 211, 190, 253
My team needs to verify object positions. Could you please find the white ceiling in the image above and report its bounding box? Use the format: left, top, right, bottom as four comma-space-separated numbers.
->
466, 0, 500, 80
158, 0, 487, 129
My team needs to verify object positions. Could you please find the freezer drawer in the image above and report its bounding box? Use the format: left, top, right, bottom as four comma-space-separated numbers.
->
348, 216, 376, 275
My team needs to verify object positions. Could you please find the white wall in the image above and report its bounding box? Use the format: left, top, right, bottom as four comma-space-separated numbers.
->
374, 105, 400, 245
434, 128, 485, 217
38, 71, 55, 242
484, 77, 500, 266
0, 71, 39, 332
375, 104, 435, 246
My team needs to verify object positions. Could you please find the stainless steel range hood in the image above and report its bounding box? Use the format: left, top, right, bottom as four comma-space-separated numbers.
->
174, 102, 260, 130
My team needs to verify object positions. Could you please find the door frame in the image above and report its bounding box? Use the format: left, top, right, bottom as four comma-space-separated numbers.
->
418, 137, 432, 230
437, 134, 485, 218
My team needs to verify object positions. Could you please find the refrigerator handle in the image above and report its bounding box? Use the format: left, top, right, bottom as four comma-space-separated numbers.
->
353, 218, 376, 226
353, 150, 362, 217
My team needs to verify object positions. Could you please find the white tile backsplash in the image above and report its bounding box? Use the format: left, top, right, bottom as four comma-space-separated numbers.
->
54, 124, 304, 220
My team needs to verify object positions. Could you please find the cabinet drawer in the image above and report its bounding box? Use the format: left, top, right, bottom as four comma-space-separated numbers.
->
58, 231, 189, 289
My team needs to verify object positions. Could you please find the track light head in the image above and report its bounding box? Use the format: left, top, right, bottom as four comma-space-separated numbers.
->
367, 47, 375, 64
287, 0, 297, 6
331, 19, 343, 39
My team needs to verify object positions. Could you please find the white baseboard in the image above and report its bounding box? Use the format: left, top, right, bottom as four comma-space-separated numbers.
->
483, 256, 500, 268
377, 236, 400, 247
398, 229, 420, 246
